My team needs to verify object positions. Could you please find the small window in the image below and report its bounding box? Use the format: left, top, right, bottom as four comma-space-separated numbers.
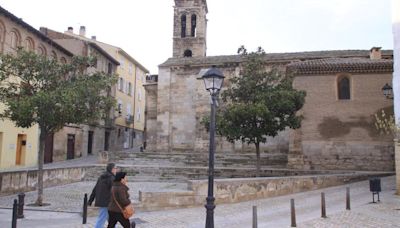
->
60, 57, 67, 64
191, 14, 197, 37
117, 102, 123, 116
51, 51, 57, 60
37, 44, 47, 56
119, 78, 124, 91
184, 49, 192, 57
338, 76, 350, 100
128, 82, 132, 96
10, 30, 20, 49
108, 63, 113, 74
181, 14, 186, 38
129, 64, 133, 75
25, 37, 34, 51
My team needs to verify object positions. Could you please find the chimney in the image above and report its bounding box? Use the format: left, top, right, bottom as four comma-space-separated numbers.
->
39, 27, 48, 36
66, 27, 73, 34
79, 26, 86, 37
91, 36, 97, 40
370, 47, 382, 60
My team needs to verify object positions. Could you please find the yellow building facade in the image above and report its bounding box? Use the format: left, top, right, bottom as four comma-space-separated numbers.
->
0, 6, 72, 169
98, 45, 148, 149
41, 26, 149, 151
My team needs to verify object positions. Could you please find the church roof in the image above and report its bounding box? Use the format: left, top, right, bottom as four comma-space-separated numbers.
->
159, 50, 393, 68
287, 58, 393, 75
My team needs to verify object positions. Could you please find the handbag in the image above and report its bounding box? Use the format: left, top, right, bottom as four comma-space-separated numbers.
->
112, 189, 134, 219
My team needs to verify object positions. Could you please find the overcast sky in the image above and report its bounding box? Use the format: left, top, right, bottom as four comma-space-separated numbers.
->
0, 0, 394, 73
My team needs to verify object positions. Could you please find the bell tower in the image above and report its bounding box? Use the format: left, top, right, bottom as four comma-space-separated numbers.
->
173, 0, 208, 58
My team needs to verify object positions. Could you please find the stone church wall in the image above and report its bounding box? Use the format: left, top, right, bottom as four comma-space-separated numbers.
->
154, 63, 290, 156
289, 73, 394, 171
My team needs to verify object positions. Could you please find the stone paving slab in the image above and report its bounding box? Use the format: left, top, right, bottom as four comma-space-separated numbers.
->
0, 176, 399, 227
0, 181, 188, 212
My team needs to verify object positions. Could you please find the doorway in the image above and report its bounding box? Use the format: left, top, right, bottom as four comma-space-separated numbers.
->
67, 134, 75, 160
16, 134, 27, 165
44, 133, 54, 164
104, 131, 110, 151
88, 131, 94, 155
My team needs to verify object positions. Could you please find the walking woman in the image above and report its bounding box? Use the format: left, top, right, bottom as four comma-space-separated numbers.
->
107, 172, 135, 228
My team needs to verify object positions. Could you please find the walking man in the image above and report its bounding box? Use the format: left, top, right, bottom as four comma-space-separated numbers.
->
88, 163, 117, 228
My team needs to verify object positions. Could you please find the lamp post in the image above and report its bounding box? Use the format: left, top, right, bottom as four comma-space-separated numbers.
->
201, 66, 224, 228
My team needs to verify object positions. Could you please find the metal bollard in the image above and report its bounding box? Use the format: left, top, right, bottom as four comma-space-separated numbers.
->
12, 199, 17, 228
252, 206, 257, 228
290, 199, 296, 227
321, 192, 327, 218
17, 192, 25, 219
346, 187, 351, 210
82, 193, 88, 224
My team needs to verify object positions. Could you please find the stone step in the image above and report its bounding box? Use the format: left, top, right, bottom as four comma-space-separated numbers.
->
96, 149, 290, 182
85, 164, 342, 184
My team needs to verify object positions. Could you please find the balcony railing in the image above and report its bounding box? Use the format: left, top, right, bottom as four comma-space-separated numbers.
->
125, 115, 134, 124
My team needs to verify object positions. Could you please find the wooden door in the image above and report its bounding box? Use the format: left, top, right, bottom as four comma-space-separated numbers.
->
87, 131, 93, 155
44, 134, 54, 164
67, 134, 75, 160
104, 131, 110, 151
16, 134, 27, 165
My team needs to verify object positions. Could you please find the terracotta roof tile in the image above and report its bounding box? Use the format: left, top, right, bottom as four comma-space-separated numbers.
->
159, 50, 393, 68
287, 58, 393, 75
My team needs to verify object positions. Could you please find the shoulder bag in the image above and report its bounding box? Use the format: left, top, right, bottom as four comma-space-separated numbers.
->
112, 189, 134, 219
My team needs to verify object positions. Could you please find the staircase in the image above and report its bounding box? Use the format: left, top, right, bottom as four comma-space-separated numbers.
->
85, 149, 345, 182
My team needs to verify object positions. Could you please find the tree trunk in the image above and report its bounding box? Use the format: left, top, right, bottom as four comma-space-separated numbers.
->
255, 142, 261, 177
35, 128, 46, 206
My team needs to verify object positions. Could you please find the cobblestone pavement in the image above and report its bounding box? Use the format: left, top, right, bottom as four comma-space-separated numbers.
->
0, 176, 399, 227
0, 181, 188, 212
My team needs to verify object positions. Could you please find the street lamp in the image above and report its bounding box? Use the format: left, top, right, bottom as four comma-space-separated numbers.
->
201, 65, 224, 228
382, 83, 393, 99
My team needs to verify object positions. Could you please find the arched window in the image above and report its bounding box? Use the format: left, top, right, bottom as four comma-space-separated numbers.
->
51, 51, 57, 60
60, 57, 67, 64
10, 30, 21, 49
191, 14, 197, 37
181, 14, 186, 38
37, 44, 47, 56
0, 21, 6, 52
184, 49, 192, 57
25, 37, 34, 51
338, 76, 350, 100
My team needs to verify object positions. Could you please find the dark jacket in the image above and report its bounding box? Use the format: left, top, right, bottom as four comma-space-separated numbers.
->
88, 171, 115, 207
108, 182, 131, 213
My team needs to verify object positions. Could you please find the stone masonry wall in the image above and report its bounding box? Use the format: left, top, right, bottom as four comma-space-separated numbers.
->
289, 73, 394, 171
0, 167, 86, 196
155, 64, 290, 156
138, 173, 388, 210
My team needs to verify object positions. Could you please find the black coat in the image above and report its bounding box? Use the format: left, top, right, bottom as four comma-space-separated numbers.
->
88, 171, 115, 207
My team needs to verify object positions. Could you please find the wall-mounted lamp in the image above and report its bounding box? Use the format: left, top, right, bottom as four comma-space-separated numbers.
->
382, 83, 393, 99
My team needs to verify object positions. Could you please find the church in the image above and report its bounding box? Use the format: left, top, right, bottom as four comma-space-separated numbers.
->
144, 0, 394, 171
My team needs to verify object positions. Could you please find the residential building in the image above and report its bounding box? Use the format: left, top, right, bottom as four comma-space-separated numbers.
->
42, 26, 148, 153
0, 6, 73, 168
95, 43, 149, 150
40, 27, 119, 161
